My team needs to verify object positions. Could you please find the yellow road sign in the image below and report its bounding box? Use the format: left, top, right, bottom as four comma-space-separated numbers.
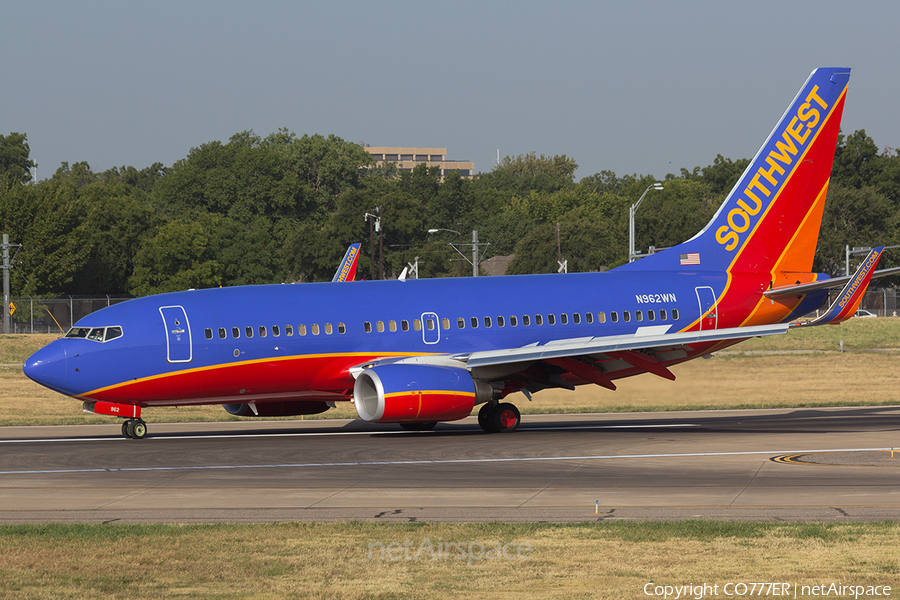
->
8, 302, 14, 316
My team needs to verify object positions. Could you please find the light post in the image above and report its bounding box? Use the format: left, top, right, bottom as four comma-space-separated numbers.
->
628, 183, 664, 262
427, 227, 489, 277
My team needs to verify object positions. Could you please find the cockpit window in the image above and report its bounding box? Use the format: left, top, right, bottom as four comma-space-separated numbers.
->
65, 326, 123, 343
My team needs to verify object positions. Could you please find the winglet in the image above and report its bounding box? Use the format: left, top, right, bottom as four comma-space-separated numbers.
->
332, 243, 361, 282
793, 246, 883, 327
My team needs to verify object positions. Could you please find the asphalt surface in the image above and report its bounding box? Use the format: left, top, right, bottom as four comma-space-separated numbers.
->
1, 406, 899, 523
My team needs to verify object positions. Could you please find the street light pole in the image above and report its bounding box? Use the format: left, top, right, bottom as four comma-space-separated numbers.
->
628, 183, 664, 262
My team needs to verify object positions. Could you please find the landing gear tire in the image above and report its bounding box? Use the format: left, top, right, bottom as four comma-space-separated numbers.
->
131, 418, 147, 439
122, 418, 147, 439
399, 422, 436, 431
479, 402, 520, 433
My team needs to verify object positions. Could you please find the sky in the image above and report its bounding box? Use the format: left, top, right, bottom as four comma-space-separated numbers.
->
3, 1, 899, 182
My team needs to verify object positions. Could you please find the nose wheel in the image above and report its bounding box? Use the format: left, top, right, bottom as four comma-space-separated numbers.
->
121, 418, 147, 439
478, 402, 520, 433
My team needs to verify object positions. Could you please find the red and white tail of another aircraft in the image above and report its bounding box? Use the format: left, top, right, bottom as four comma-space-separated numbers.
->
24, 67, 893, 440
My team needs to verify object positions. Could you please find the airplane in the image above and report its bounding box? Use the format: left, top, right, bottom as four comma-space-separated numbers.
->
23, 67, 894, 440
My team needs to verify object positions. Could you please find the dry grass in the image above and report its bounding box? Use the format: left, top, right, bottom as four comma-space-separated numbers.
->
2, 320, 899, 427
0, 521, 897, 599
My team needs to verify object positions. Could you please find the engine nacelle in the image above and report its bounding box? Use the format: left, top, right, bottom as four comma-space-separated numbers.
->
222, 401, 331, 417
353, 364, 493, 423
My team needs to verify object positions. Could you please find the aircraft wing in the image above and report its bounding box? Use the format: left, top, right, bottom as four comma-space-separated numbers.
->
332, 243, 361, 282
790, 247, 884, 327
454, 322, 789, 391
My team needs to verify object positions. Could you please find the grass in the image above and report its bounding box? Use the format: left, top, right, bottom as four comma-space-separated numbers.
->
2, 318, 900, 427
0, 521, 897, 599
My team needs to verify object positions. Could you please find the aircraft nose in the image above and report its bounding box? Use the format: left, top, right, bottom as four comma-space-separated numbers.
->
23, 341, 68, 392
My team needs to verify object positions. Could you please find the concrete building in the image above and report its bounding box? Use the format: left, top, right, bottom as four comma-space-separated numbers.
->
363, 146, 474, 178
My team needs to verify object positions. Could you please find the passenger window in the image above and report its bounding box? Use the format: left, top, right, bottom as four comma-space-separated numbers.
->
585, 312, 593, 324
388, 320, 397, 332
259, 326, 267, 337
572, 313, 580, 324
218, 327, 227, 339
547, 314, 555, 325
610, 312, 618, 323
376, 321, 384, 333
272, 325, 280, 337
364, 321, 372, 333
245, 326, 254, 338
299, 324, 307, 336
636, 311, 643, 322
105, 326, 123, 341
523, 315, 530, 326
205, 328, 213, 340
560, 313, 568, 325
442, 318, 450, 330
426, 318, 436, 331
648, 310, 655, 322
338, 323, 346, 334
286, 325, 293, 336
470, 317, 479, 329
402, 320, 410, 331
484, 316, 492, 328
232, 327, 240, 338
510, 315, 518, 327
673, 308, 680, 320
457, 317, 465, 329
535, 314, 543, 326
624, 311, 631, 322
414, 319, 422, 331
660, 309, 667, 321
325, 323, 333, 335
312, 323, 320, 335
497, 316, 505, 327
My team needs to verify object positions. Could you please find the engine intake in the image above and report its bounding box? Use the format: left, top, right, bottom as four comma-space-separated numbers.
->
354, 364, 493, 423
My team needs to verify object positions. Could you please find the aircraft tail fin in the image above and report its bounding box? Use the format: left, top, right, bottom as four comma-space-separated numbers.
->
332, 243, 361, 282
620, 68, 850, 280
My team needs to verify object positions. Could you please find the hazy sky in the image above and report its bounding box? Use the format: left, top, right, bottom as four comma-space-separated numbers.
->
3, 1, 898, 182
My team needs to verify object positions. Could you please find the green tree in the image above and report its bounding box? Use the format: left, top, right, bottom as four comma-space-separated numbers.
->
476, 152, 578, 194
128, 219, 222, 295
0, 132, 36, 184
832, 130, 882, 189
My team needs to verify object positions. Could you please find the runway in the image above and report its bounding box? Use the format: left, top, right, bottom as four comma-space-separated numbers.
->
1, 406, 899, 523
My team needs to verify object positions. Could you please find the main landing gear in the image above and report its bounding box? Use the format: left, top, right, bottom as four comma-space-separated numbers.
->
121, 418, 147, 439
478, 402, 520, 433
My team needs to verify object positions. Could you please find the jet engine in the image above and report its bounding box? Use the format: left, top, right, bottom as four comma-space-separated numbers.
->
222, 401, 331, 417
353, 364, 494, 423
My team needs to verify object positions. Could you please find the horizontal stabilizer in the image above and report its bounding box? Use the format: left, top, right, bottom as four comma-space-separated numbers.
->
791, 247, 884, 327
765, 265, 900, 298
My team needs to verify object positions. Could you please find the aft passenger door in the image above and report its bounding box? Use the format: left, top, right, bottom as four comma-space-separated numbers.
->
159, 305, 192, 363
694, 286, 718, 331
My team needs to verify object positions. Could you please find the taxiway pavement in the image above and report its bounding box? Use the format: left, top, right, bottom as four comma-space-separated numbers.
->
1, 406, 898, 523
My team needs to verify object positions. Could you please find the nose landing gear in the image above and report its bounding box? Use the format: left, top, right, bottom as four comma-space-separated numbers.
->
121, 418, 147, 439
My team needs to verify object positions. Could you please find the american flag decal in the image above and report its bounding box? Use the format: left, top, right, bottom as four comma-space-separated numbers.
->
680, 253, 700, 266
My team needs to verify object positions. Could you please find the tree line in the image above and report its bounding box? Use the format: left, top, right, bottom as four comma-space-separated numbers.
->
1, 128, 898, 299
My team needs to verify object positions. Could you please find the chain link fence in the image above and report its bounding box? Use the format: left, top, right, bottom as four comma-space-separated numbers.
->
7, 297, 133, 334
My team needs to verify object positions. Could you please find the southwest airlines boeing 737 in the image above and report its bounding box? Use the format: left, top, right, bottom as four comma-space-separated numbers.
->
23, 68, 896, 439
